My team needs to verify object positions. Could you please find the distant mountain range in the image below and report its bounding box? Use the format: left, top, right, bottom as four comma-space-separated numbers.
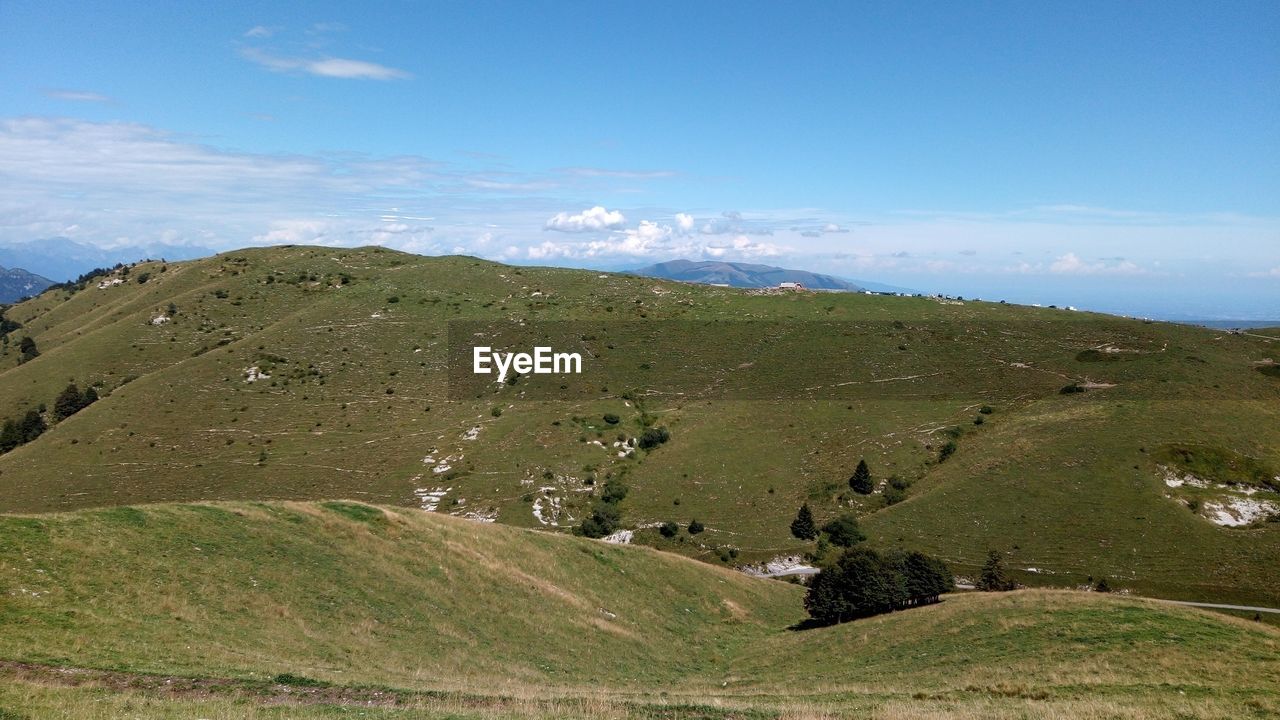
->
0, 238, 213, 283
0, 266, 54, 304
629, 259, 913, 293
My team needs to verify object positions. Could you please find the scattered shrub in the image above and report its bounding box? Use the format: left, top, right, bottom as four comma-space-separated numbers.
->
17, 336, 38, 364
273, 673, 329, 687
821, 513, 866, 547
637, 426, 670, 450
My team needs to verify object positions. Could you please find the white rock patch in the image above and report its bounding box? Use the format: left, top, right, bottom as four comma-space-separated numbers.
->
601, 529, 633, 544
1162, 467, 1210, 489
741, 555, 819, 578
1203, 497, 1279, 527
456, 508, 497, 523
414, 486, 451, 512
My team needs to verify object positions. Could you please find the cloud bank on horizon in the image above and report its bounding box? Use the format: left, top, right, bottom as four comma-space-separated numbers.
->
0, 3, 1276, 317
2, 115, 1275, 281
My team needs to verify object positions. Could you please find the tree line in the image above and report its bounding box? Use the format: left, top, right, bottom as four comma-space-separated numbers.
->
0, 382, 101, 454
804, 547, 954, 624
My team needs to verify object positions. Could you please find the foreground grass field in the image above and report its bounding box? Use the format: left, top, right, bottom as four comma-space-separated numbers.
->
0, 246, 1277, 608
1, 502, 1278, 718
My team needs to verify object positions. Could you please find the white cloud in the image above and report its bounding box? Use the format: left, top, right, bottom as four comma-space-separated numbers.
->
544, 206, 626, 232
698, 210, 774, 236
675, 213, 695, 234
525, 224, 787, 263
1047, 252, 1145, 275
253, 219, 331, 245
559, 167, 676, 179
251, 218, 435, 249
612, 220, 672, 254
42, 89, 111, 103
1247, 266, 1280, 278
239, 48, 410, 80
704, 235, 782, 258
243, 25, 274, 38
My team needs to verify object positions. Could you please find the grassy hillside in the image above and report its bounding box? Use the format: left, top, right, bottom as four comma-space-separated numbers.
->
0, 246, 1277, 605
1, 501, 1277, 718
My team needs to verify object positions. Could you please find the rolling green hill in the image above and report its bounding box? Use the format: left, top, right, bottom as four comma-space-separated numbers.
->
1, 501, 1277, 718
0, 245, 1277, 606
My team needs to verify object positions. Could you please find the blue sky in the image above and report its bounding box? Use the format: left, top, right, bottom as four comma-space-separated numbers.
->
1, 1, 1277, 318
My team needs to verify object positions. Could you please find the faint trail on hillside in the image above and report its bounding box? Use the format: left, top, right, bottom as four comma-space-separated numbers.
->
1156, 600, 1280, 615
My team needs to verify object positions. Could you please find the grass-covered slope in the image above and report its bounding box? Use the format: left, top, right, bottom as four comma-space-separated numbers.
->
0, 245, 1278, 604
1, 502, 1278, 719
0, 501, 795, 689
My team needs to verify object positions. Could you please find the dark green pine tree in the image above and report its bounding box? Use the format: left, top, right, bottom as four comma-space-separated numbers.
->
977, 549, 1015, 591
790, 503, 817, 540
849, 458, 873, 495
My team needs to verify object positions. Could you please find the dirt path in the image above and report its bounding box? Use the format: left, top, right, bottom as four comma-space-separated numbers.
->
0, 659, 744, 718
1157, 600, 1280, 615
0, 659, 408, 707
943, 587, 1280, 615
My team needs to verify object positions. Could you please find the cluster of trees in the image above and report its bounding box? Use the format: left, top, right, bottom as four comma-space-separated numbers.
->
576, 476, 629, 538
0, 410, 47, 453
48, 266, 111, 294
805, 548, 954, 624
0, 313, 20, 336
53, 383, 99, 421
0, 382, 102, 455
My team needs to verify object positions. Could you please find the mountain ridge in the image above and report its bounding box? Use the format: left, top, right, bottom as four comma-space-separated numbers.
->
0, 265, 54, 304
630, 258, 877, 290
0, 237, 213, 282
